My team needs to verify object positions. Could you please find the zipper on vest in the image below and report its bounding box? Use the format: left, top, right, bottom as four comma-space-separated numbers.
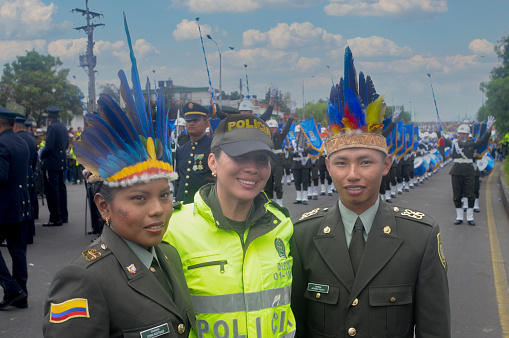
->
188, 260, 228, 274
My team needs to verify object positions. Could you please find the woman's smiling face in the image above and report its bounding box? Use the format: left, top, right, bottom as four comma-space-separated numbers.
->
209, 150, 271, 206
95, 178, 173, 249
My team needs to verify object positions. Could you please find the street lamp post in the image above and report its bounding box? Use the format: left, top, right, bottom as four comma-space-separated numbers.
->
206, 35, 233, 109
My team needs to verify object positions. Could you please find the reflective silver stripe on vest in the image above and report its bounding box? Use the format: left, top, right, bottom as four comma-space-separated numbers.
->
281, 331, 296, 338
191, 286, 292, 314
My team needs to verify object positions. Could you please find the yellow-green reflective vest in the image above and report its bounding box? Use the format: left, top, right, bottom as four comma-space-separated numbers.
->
164, 191, 295, 338
69, 147, 79, 166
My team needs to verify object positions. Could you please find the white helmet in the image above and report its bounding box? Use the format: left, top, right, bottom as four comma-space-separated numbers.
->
295, 125, 301, 133
239, 99, 253, 111
430, 132, 437, 139
422, 132, 430, 138
177, 117, 186, 126
457, 124, 470, 134
267, 119, 278, 128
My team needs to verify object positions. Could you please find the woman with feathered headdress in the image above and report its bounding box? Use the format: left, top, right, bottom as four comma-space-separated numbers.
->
43, 15, 195, 337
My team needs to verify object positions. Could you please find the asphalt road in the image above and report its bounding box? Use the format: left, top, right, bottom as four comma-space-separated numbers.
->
1, 161, 509, 337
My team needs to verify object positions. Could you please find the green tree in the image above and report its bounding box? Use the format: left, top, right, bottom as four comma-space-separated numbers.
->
261, 88, 291, 114
479, 35, 509, 135
99, 83, 120, 104
0, 50, 82, 125
298, 99, 327, 125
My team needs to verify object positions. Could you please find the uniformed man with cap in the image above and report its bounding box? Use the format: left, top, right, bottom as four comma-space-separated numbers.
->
291, 47, 450, 337
14, 116, 38, 244
0, 106, 31, 310
438, 117, 495, 226
40, 105, 69, 226
174, 102, 213, 204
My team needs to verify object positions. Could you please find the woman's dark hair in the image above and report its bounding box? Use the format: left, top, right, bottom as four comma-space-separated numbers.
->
210, 146, 222, 158
91, 181, 120, 203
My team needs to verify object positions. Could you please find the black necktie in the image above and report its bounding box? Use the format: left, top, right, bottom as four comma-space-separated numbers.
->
349, 217, 365, 275
151, 257, 173, 298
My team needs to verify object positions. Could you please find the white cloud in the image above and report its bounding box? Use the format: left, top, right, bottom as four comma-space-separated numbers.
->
361, 54, 477, 75
294, 57, 322, 71
47, 38, 87, 60
324, 0, 447, 18
47, 39, 126, 61
0, 0, 71, 39
326, 36, 412, 60
171, 0, 321, 13
468, 39, 495, 56
243, 22, 343, 49
0, 39, 46, 61
113, 39, 160, 65
173, 19, 212, 41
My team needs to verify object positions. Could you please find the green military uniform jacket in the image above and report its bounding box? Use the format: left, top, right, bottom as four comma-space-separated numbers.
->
291, 199, 450, 337
43, 226, 195, 338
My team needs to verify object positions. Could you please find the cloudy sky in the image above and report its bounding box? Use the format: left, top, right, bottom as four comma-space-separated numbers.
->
0, 0, 507, 122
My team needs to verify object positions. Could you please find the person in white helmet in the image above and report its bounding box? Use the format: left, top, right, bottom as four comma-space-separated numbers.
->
437, 116, 495, 226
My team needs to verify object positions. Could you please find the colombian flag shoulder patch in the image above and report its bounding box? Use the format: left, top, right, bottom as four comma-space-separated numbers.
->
49, 298, 90, 323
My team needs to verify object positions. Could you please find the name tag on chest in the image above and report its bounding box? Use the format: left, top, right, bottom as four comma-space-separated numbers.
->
307, 283, 329, 293
140, 323, 170, 338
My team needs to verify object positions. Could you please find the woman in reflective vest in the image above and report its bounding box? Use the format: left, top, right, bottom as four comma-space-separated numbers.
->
164, 114, 296, 337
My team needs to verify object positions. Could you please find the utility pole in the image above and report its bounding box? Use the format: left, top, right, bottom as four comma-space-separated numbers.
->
72, 0, 104, 113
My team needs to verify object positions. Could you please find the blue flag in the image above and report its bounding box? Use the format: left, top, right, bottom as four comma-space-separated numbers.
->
404, 123, 414, 154
413, 125, 419, 151
299, 118, 324, 159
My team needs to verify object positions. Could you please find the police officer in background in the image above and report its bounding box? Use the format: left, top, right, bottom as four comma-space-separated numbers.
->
174, 102, 213, 204
40, 106, 69, 226
0, 107, 31, 310
438, 116, 495, 226
13, 116, 38, 244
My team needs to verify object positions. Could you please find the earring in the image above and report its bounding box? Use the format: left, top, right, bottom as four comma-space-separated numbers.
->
105, 218, 110, 227
212, 172, 217, 177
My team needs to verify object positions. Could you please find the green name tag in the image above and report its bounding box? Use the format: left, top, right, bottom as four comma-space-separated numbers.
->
140, 323, 170, 338
307, 283, 329, 293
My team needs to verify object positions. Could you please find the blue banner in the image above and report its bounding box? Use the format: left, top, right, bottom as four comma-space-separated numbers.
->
287, 123, 297, 144
404, 123, 414, 153
476, 122, 489, 157
382, 117, 392, 148
209, 119, 221, 133
299, 118, 324, 159
413, 125, 419, 151
471, 123, 480, 139
395, 121, 404, 157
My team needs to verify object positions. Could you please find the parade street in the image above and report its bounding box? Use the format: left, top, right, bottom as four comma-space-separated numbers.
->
1, 160, 509, 337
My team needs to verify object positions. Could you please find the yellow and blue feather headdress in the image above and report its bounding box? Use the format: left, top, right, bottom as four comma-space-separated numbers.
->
73, 14, 177, 187
326, 47, 387, 155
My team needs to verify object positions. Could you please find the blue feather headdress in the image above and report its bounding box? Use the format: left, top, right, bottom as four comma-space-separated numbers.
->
325, 47, 388, 155
73, 14, 177, 187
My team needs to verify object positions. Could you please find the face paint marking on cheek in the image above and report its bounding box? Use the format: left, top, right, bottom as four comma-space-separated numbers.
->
116, 208, 129, 218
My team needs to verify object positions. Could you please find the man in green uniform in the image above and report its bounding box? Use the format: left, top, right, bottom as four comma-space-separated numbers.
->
291, 47, 450, 337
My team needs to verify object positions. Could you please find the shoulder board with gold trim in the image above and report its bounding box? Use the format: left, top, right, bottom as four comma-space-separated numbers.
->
74, 240, 111, 267
392, 206, 436, 227
295, 207, 329, 223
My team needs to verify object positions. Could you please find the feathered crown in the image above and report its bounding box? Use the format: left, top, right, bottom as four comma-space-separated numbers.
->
326, 47, 387, 155
73, 14, 177, 187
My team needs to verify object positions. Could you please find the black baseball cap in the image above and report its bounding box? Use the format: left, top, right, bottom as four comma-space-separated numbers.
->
211, 114, 277, 161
